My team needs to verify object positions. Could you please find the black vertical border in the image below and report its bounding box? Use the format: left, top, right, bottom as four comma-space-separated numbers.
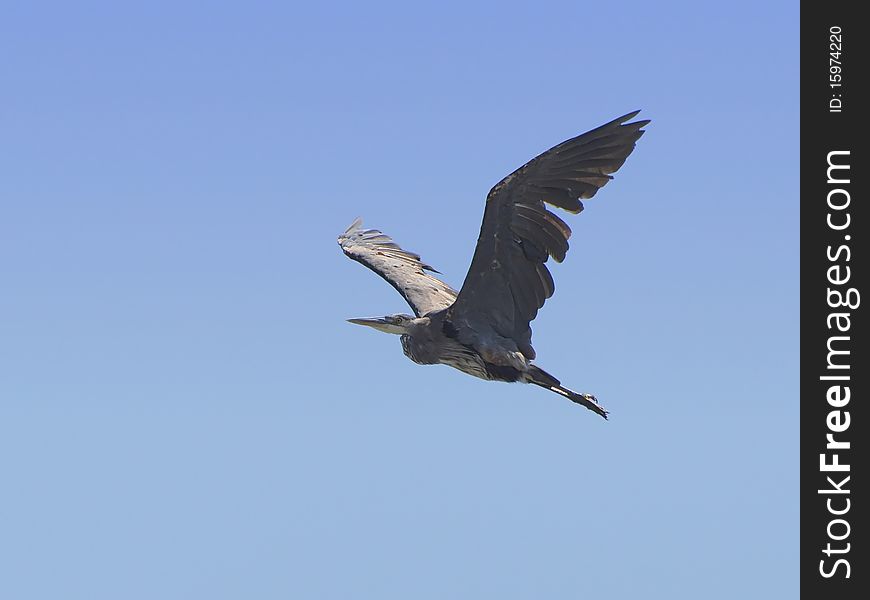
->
801, 2, 865, 596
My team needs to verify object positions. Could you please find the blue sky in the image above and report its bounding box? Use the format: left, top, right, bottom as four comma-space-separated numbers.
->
1, 1, 798, 598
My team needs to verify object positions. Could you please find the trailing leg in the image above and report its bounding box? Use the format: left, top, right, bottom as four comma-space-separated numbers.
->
527, 365, 609, 419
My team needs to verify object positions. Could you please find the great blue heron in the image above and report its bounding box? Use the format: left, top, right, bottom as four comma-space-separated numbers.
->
339, 111, 648, 418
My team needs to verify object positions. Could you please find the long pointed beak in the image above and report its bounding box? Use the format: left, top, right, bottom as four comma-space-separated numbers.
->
346, 317, 405, 335
347, 317, 386, 327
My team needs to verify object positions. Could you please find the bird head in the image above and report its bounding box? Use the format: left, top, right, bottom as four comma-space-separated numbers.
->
346, 313, 415, 335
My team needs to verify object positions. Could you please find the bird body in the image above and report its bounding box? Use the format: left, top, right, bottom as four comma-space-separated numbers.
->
339, 112, 649, 418
398, 311, 523, 379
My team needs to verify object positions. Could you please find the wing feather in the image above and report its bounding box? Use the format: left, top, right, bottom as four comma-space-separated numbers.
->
448, 111, 649, 360
338, 218, 458, 317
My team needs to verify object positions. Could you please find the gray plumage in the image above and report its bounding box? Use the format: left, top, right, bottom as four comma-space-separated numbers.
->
339, 111, 649, 418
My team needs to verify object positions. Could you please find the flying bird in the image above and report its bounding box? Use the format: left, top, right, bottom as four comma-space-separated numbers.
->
338, 111, 648, 418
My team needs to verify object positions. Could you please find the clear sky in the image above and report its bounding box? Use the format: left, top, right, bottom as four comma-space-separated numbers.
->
1, 1, 798, 598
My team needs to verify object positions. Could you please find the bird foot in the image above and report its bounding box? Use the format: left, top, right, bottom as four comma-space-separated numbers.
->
580, 393, 609, 419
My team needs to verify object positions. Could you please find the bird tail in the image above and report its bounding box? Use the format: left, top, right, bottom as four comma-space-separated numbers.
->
527, 366, 609, 419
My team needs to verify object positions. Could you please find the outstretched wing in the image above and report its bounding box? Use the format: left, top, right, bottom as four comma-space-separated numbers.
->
338, 218, 458, 317
448, 111, 649, 360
